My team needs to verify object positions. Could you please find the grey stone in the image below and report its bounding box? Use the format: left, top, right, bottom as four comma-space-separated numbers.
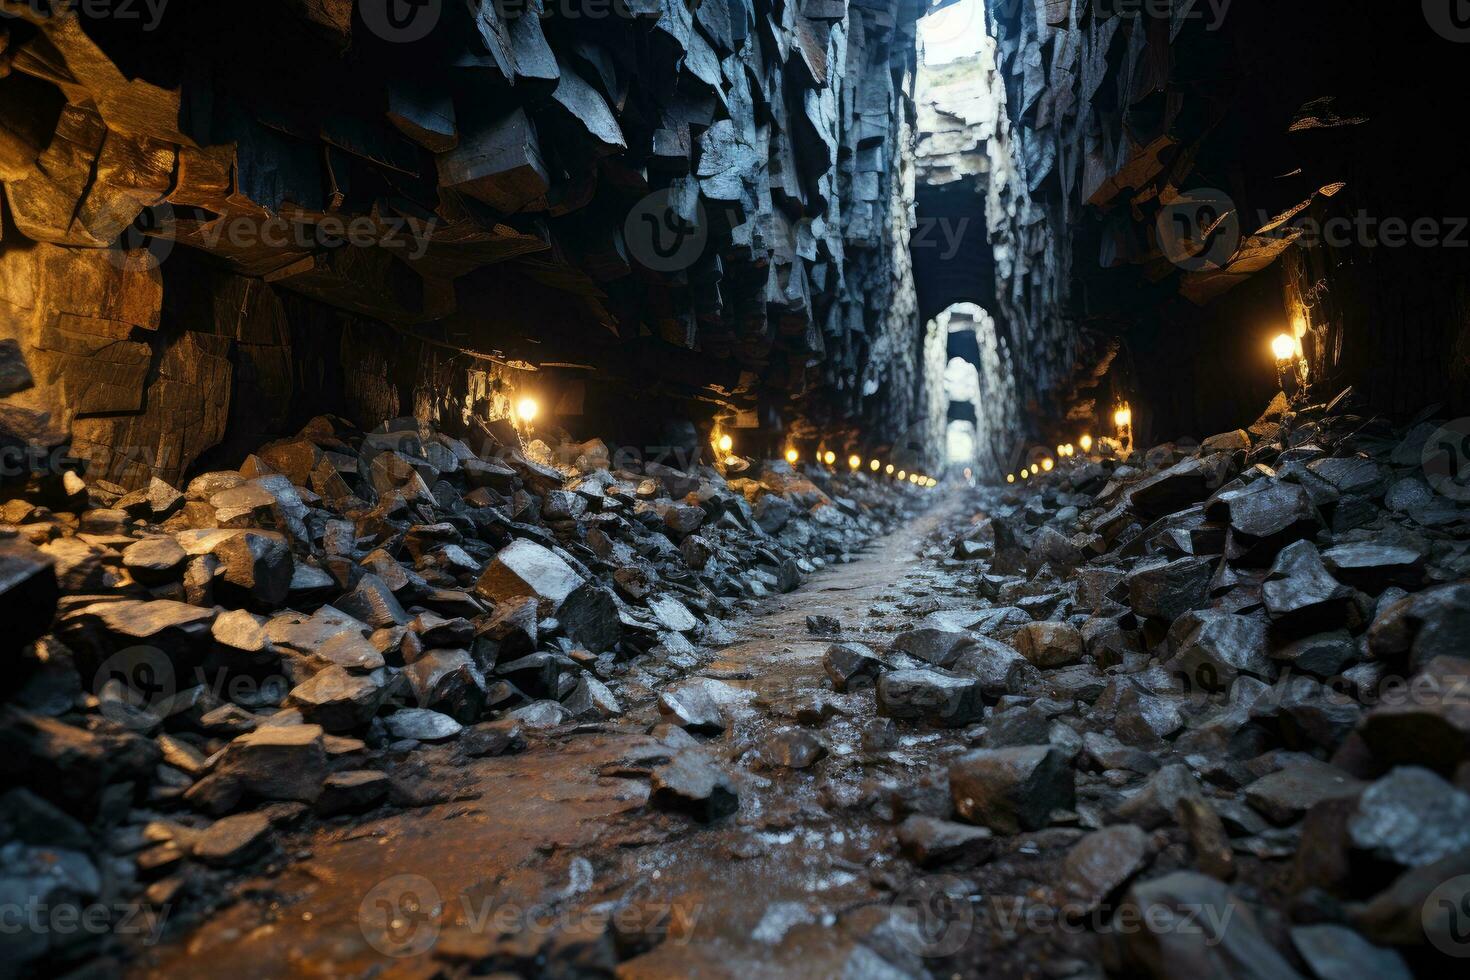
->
877, 669, 986, 727
949, 745, 1074, 833
896, 815, 994, 867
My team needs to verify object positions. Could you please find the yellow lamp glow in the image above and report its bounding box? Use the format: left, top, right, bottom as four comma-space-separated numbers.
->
716, 433, 733, 453
823, 450, 836, 465
1042, 458, 1054, 472
870, 459, 881, 471
848, 454, 861, 470
1080, 434, 1093, 452
885, 464, 895, 475
1007, 473, 1016, 484
1271, 333, 1296, 362
515, 396, 540, 423
785, 448, 799, 465
897, 470, 907, 481
1113, 406, 1132, 429
1020, 468, 1029, 479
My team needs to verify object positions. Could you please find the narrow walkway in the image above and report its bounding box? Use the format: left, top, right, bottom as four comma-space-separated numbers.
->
134, 492, 981, 978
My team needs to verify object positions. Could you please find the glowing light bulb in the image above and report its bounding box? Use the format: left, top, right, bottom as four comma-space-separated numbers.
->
1020, 468, 1029, 479
848, 454, 861, 470
897, 470, 907, 481
885, 464, 895, 475
870, 459, 880, 471
1007, 473, 1016, 484
1066, 444, 1075, 456
1042, 458, 1054, 472
515, 396, 539, 423
1057, 444, 1066, 456
1113, 407, 1132, 429
1271, 333, 1296, 361
1080, 434, 1093, 452
823, 450, 836, 465
785, 448, 799, 465
717, 433, 733, 453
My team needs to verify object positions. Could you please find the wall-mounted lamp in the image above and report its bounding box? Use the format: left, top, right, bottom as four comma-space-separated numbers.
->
1007, 473, 1016, 483
870, 459, 881, 472
848, 454, 862, 470
1079, 434, 1093, 453
716, 433, 734, 453
785, 448, 799, 465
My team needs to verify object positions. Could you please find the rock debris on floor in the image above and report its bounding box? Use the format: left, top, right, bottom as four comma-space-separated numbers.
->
4, 391, 1470, 979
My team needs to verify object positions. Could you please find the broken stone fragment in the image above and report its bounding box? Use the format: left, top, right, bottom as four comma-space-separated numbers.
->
1320, 543, 1425, 594
1243, 759, 1363, 825
1116, 872, 1300, 978
1264, 541, 1354, 636
286, 667, 385, 732
1356, 655, 1470, 775
1010, 621, 1084, 668
0, 537, 58, 649
889, 628, 978, 668
1366, 582, 1470, 671
212, 724, 328, 806
1110, 763, 1201, 830
647, 594, 700, 633
192, 811, 272, 867
649, 750, 738, 821
557, 583, 621, 653
1289, 925, 1410, 980
335, 573, 410, 628
384, 708, 463, 742
896, 814, 995, 868
475, 538, 583, 615
1125, 556, 1214, 623
658, 682, 725, 734
1270, 630, 1357, 677
823, 642, 886, 692
121, 536, 188, 585
1061, 824, 1150, 912
877, 669, 986, 727
1171, 611, 1274, 691
212, 530, 293, 609
1176, 796, 1235, 881
316, 770, 390, 816
403, 649, 486, 722
948, 745, 1074, 833
759, 728, 827, 769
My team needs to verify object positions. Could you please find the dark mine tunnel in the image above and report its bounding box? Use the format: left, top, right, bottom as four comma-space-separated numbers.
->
3, 0, 1470, 976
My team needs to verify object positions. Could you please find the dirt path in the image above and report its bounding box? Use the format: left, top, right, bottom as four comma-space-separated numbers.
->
133, 493, 982, 979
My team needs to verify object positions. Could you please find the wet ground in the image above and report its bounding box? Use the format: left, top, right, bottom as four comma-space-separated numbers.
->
130, 491, 1065, 979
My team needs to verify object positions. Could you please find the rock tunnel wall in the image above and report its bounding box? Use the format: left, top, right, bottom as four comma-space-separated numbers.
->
914, 0, 1470, 455
0, 0, 940, 491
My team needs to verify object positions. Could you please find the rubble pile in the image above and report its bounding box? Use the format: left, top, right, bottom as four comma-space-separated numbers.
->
0, 414, 917, 973
847, 392, 1470, 974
